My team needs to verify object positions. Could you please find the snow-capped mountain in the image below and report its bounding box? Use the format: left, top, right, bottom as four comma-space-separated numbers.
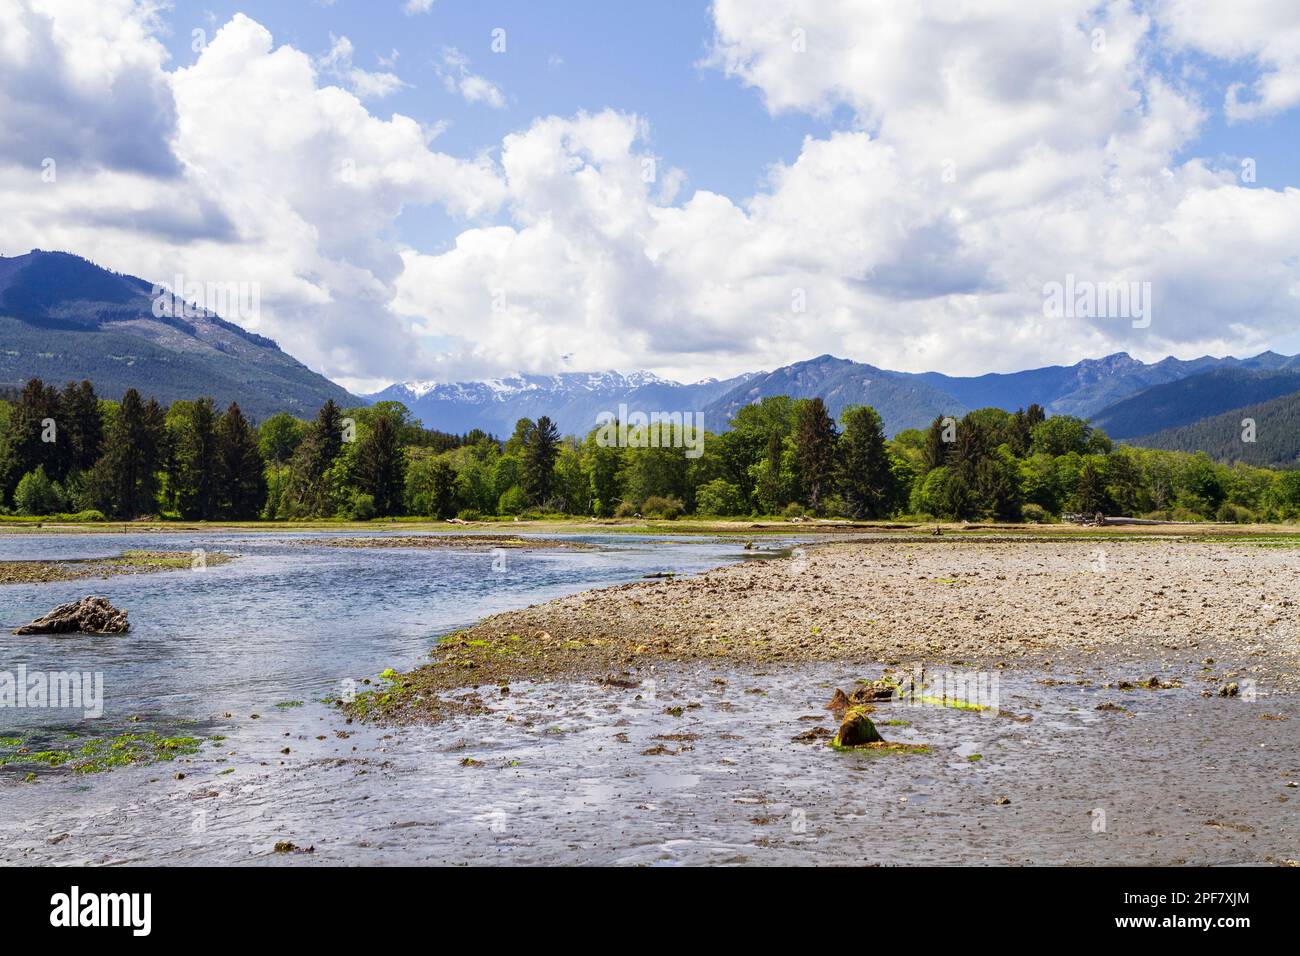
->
367, 369, 755, 437
370, 349, 1300, 439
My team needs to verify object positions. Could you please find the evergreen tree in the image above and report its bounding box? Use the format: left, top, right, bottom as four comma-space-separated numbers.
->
170, 397, 220, 519
427, 459, 457, 518
286, 399, 347, 516
522, 415, 561, 505
59, 380, 103, 473
88, 389, 166, 518
0, 378, 64, 500
216, 402, 267, 519
838, 405, 895, 519
1073, 460, 1111, 515
756, 429, 785, 514
923, 415, 952, 472
793, 398, 838, 511
356, 413, 406, 516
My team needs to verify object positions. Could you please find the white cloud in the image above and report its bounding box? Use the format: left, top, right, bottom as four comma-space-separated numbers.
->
403, 0, 434, 14
317, 33, 406, 100
1155, 0, 1300, 120
391, 1, 1300, 384
2, 0, 1298, 394
437, 46, 506, 109
0, 7, 504, 391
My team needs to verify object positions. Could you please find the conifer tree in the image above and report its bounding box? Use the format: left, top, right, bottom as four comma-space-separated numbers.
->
357, 413, 406, 516
794, 397, 837, 511
216, 402, 267, 519
522, 415, 560, 506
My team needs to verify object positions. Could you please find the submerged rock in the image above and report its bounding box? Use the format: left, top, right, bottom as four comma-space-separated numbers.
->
12, 596, 129, 635
832, 707, 883, 747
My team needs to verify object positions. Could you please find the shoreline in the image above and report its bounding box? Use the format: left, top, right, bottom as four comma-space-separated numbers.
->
6, 515, 1300, 540
347, 536, 1300, 723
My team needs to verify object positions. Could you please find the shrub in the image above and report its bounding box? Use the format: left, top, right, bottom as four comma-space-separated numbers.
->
497, 485, 527, 515
456, 508, 483, 522
782, 502, 806, 519
641, 495, 684, 519
347, 493, 376, 521
1215, 502, 1254, 524
694, 479, 745, 516
613, 500, 639, 518
1021, 502, 1048, 523
14, 466, 66, 516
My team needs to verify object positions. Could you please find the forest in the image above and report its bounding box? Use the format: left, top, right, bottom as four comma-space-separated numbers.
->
2, 377, 1298, 524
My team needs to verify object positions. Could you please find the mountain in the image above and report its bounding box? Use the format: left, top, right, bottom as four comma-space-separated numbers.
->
701, 355, 965, 434
0, 250, 355, 420
379, 350, 1299, 438
1091, 367, 1300, 440
1130, 390, 1300, 467
369, 370, 755, 438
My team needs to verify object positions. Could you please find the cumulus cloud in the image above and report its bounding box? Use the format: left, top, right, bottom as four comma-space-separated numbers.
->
437, 46, 506, 109
1155, 0, 1300, 120
2, 0, 1298, 392
391, 1, 1300, 382
0, 6, 504, 391
317, 33, 407, 100
0, 0, 178, 175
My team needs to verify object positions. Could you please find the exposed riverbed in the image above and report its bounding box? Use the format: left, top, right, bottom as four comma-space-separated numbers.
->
1, 531, 1296, 865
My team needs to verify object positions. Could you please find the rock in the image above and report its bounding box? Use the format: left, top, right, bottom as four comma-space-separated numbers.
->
1219, 682, 1239, 698
826, 688, 851, 712
832, 707, 883, 747
995, 795, 1011, 805
850, 679, 897, 704
12, 596, 129, 635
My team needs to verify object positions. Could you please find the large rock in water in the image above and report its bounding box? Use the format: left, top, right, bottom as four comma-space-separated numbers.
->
833, 707, 883, 747
12, 596, 129, 635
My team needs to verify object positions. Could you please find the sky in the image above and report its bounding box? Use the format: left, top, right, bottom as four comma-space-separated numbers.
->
1, 0, 1298, 393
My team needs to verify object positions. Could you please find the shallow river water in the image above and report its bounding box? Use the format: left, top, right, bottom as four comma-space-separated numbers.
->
1, 532, 1296, 865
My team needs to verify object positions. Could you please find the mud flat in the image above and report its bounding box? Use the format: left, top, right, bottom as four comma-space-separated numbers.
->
0, 550, 234, 585
352, 538, 1300, 723
302, 534, 598, 551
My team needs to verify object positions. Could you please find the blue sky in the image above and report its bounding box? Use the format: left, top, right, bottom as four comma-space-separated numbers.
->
161, 0, 836, 251
4, 0, 1299, 389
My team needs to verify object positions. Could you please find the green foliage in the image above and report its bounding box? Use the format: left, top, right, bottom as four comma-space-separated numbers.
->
258, 412, 305, 465
14, 466, 67, 515
641, 495, 685, 519
3, 374, 1297, 527
695, 479, 746, 516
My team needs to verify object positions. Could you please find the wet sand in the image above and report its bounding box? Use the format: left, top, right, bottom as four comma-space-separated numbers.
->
4, 662, 1296, 865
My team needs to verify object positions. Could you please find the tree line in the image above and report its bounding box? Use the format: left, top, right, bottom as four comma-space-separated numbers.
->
2, 377, 1298, 523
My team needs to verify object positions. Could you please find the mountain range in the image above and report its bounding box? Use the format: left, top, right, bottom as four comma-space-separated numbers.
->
0, 250, 354, 420
374, 351, 1300, 449
4, 250, 1299, 465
